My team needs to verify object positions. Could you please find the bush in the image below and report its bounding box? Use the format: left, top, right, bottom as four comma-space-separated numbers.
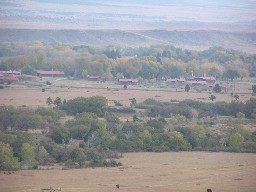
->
147, 104, 194, 119
213, 84, 221, 93
113, 100, 123, 106
61, 96, 108, 116
108, 107, 135, 114
46, 81, 52, 85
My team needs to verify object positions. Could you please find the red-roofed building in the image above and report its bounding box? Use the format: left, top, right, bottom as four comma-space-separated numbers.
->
0, 76, 19, 83
187, 76, 216, 84
166, 78, 185, 84
0, 70, 21, 83
37, 70, 65, 77
87, 76, 106, 82
118, 78, 139, 85
0, 70, 21, 76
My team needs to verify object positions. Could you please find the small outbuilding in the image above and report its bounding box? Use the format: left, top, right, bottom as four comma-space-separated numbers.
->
37, 70, 65, 77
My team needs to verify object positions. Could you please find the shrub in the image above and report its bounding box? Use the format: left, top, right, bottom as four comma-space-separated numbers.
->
213, 84, 221, 93
46, 81, 52, 85
113, 100, 123, 106
147, 105, 194, 119
108, 107, 135, 114
252, 85, 256, 94
62, 96, 108, 117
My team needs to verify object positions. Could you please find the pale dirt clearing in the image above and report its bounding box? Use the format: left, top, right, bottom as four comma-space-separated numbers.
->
0, 152, 256, 192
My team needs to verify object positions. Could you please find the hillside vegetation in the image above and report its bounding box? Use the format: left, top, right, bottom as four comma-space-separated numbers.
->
0, 29, 256, 53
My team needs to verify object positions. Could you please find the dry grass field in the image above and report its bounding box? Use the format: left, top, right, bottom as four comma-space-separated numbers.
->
0, 78, 253, 108
0, 152, 256, 192
1, 79, 256, 192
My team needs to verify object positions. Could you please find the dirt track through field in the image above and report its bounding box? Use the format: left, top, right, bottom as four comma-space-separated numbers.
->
1, 152, 256, 192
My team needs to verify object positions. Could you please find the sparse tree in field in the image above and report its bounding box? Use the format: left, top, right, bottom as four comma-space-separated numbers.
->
234, 94, 239, 101
133, 115, 139, 122
54, 97, 62, 108
209, 95, 216, 101
185, 84, 190, 92
130, 98, 137, 107
46, 97, 53, 106
236, 112, 245, 119
252, 85, 256, 94
213, 83, 221, 93
123, 84, 127, 89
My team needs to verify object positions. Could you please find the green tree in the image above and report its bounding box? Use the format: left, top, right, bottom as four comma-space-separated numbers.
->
176, 125, 206, 148
0, 142, 19, 170
208, 67, 222, 79
133, 115, 139, 121
185, 84, 190, 92
46, 97, 53, 106
138, 130, 152, 150
223, 69, 240, 81
21, 64, 36, 75
209, 95, 216, 101
91, 126, 111, 150
228, 132, 244, 148
138, 61, 159, 79
244, 98, 256, 118
21, 143, 38, 169
130, 98, 137, 107
168, 64, 184, 78
168, 131, 192, 150
36, 146, 52, 165
62, 96, 108, 116
48, 126, 70, 144
65, 113, 106, 141
54, 97, 62, 108
234, 94, 239, 101
252, 85, 256, 94
213, 84, 221, 93
69, 147, 87, 166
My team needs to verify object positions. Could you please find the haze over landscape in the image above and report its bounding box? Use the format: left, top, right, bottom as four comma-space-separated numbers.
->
1, 1, 256, 192
0, 0, 256, 51
1, 0, 256, 31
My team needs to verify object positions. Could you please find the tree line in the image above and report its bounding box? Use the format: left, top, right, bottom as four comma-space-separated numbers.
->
0, 43, 255, 80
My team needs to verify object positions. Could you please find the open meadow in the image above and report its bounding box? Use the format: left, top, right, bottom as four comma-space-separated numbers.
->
0, 78, 254, 108
0, 152, 256, 192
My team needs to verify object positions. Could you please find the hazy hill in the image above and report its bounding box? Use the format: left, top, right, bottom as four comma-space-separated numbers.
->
0, 29, 255, 53
0, 0, 255, 32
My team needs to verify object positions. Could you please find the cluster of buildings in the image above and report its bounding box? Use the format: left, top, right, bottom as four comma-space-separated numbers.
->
167, 76, 216, 85
0, 70, 65, 83
1, 69, 225, 91
0, 70, 21, 83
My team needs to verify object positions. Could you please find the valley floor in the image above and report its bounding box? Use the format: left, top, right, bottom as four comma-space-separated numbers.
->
0, 152, 256, 192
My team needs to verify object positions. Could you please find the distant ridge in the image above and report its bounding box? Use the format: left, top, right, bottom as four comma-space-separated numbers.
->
0, 29, 255, 53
